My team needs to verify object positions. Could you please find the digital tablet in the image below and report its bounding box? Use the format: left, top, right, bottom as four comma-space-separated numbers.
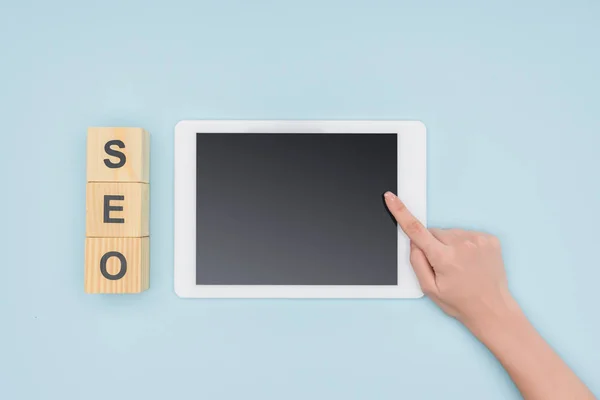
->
174, 120, 426, 298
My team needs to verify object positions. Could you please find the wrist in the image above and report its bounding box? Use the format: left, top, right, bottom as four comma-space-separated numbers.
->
461, 292, 527, 344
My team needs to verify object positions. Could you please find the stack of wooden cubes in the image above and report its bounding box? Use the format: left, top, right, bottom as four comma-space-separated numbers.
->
84, 127, 150, 293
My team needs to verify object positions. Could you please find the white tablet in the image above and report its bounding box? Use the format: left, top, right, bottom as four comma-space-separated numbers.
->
174, 120, 426, 298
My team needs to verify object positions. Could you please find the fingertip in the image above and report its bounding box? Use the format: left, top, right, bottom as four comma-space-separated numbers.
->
384, 191, 396, 202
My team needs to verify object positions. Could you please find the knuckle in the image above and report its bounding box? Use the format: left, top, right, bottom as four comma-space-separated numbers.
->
475, 235, 488, 246
474, 233, 501, 248
489, 235, 501, 247
463, 239, 477, 249
405, 220, 423, 236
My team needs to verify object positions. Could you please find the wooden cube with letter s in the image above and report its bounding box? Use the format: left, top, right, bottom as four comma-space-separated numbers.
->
84, 127, 150, 293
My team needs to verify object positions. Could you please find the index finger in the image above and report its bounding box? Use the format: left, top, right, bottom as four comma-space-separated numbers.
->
384, 191, 444, 256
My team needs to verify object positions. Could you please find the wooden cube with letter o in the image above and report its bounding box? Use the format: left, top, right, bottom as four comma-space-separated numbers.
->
85, 237, 149, 293
85, 127, 150, 294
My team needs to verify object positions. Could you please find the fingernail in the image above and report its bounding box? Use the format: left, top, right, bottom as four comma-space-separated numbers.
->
384, 191, 397, 201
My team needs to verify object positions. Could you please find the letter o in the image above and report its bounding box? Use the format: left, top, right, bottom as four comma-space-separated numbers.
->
100, 251, 127, 280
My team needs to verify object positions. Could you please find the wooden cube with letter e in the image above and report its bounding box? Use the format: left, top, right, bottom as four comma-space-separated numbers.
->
86, 182, 149, 238
84, 127, 150, 293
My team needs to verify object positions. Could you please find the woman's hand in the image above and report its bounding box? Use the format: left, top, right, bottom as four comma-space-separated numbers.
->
383, 191, 596, 400
384, 191, 517, 329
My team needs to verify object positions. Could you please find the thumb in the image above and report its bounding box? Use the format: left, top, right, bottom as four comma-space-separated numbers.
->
410, 242, 437, 295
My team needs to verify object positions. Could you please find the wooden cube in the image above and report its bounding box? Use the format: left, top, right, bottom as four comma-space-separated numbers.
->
86, 182, 149, 237
85, 237, 149, 293
87, 127, 150, 183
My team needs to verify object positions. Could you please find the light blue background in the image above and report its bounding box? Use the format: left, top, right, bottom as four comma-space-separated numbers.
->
1, 0, 598, 399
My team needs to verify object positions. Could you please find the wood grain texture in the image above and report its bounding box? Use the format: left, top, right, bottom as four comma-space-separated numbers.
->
87, 127, 150, 183
85, 237, 150, 293
86, 182, 149, 237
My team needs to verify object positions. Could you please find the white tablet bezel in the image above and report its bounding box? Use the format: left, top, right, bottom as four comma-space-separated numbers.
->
174, 120, 426, 298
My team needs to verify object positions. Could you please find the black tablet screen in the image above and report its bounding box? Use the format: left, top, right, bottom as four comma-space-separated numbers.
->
196, 133, 397, 285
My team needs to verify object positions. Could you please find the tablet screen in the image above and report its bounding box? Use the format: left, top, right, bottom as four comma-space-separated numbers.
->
196, 133, 397, 285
